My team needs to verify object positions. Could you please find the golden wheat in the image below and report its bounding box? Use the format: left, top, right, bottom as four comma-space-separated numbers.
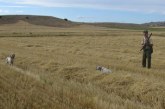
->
0, 21, 165, 109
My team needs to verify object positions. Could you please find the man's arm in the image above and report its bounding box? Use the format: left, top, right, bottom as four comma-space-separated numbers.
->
140, 38, 145, 51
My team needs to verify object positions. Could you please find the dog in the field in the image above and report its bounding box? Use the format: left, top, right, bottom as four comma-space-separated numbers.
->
96, 66, 112, 73
6, 54, 15, 65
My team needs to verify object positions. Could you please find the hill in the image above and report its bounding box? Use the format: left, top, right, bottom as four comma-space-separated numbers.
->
1, 15, 165, 30
87, 22, 148, 30
144, 21, 165, 27
0, 15, 149, 30
0, 15, 77, 27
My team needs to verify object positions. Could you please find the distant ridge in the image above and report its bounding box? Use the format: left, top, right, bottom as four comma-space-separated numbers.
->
143, 21, 165, 27
1, 15, 164, 29
87, 22, 147, 30
0, 15, 77, 27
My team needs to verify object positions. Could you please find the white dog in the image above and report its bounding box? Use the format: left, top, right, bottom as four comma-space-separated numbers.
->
6, 54, 15, 65
96, 66, 112, 73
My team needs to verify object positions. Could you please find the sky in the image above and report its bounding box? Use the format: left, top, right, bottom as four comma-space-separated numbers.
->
0, 0, 165, 24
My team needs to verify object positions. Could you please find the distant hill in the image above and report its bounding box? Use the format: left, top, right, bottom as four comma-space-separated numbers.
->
143, 21, 165, 27
87, 22, 147, 30
0, 15, 77, 27
1, 15, 164, 29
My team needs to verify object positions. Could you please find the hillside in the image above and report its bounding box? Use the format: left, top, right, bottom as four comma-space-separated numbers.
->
88, 22, 148, 30
1, 15, 165, 30
144, 21, 165, 27
0, 15, 77, 27
0, 15, 148, 29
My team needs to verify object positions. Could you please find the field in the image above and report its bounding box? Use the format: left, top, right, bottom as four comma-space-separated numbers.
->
0, 21, 165, 109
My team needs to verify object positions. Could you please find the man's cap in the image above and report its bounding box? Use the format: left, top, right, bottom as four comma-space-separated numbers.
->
143, 30, 148, 34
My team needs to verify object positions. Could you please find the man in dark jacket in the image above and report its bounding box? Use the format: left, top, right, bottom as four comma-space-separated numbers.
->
141, 30, 153, 69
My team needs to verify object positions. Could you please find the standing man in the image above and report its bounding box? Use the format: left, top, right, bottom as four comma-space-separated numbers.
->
141, 30, 153, 69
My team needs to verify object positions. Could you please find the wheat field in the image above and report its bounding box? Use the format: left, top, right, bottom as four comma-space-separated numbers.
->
0, 21, 165, 109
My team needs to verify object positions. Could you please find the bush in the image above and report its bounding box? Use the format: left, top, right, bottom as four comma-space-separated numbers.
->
64, 18, 68, 21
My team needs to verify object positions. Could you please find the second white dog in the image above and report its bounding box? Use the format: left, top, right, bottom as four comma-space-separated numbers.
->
96, 66, 112, 73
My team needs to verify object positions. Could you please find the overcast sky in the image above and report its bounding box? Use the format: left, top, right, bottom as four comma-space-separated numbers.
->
0, 0, 165, 23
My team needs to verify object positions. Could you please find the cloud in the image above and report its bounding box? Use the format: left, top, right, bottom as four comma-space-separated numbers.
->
0, 5, 26, 8
16, 10, 24, 13
0, 0, 165, 15
0, 9, 9, 14
0, 8, 24, 14
77, 16, 95, 19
